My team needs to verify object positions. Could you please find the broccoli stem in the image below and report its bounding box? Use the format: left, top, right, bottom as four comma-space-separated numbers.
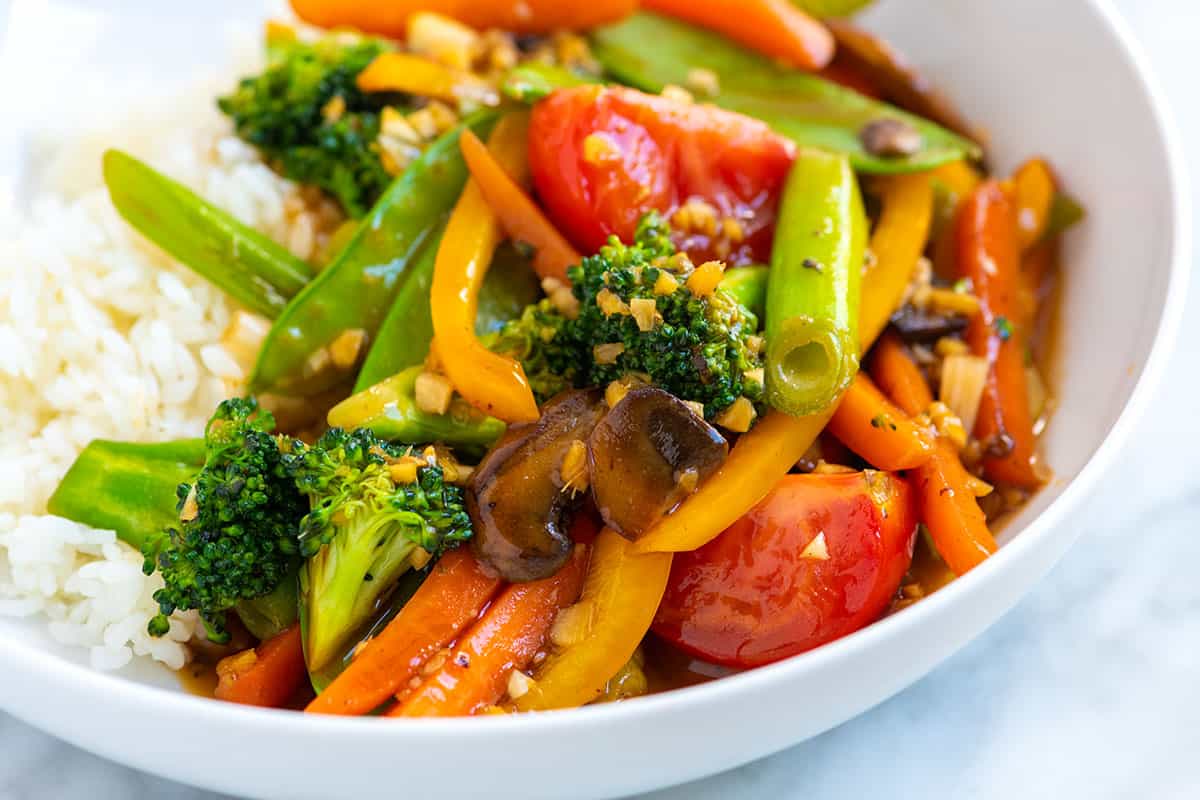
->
103, 150, 314, 319
47, 439, 205, 551
235, 575, 300, 642
765, 148, 866, 416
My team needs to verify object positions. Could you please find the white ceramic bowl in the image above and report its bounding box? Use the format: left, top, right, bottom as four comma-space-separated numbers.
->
0, 1, 1187, 798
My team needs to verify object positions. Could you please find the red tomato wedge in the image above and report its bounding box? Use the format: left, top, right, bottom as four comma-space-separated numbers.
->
653, 472, 917, 668
528, 86, 796, 265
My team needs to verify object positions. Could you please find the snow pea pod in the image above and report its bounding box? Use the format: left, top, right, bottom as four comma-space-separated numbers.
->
103, 150, 314, 318
250, 109, 501, 396
47, 439, 205, 551
765, 148, 866, 416
356, 240, 541, 392
718, 265, 768, 320
501, 62, 599, 104
590, 13, 980, 174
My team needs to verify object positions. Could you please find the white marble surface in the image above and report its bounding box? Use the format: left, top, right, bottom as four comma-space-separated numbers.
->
1, 0, 1197, 798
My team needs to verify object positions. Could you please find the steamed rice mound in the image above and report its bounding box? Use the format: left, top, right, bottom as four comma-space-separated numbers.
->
0, 94, 342, 672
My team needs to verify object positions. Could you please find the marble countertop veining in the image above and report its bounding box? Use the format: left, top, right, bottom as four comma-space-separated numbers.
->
2, 0, 1197, 798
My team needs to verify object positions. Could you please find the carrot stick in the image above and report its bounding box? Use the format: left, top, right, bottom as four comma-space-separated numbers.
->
307, 549, 502, 716
642, 0, 834, 71
214, 624, 307, 708
389, 547, 588, 717
827, 373, 935, 471
460, 129, 582, 283
869, 333, 996, 574
956, 181, 1045, 489
291, 0, 637, 36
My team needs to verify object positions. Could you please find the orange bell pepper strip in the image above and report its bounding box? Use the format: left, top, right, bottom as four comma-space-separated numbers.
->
460, 129, 582, 283
431, 114, 540, 423
641, 0, 834, 71
1008, 158, 1056, 252
870, 333, 996, 575
955, 181, 1045, 489
306, 549, 503, 716
389, 547, 588, 717
214, 624, 307, 708
290, 0, 638, 36
827, 373, 935, 471
356, 52, 461, 103
635, 167, 933, 555
515, 529, 672, 711
858, 172, 934, 349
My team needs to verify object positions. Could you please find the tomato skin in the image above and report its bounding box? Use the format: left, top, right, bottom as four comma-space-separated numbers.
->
652, 472, 917, 668
528, 86, 796, 265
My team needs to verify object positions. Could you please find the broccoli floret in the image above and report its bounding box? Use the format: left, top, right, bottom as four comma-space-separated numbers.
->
217, 34, 403, 217
495, 214, 765, 419
143, 398, 305, 644
290, 428, 472, 669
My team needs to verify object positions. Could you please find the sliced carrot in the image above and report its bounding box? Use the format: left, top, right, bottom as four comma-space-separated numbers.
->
291, 0, 637, 36
307, 549, 502, 716
642, 0, 834, 71
956, 181, 1044, 489
869, 333, 996, 575
389, 547, 588, 717
460, 129, 582, 283
827, 373, 935, 471
214, 624, 307, 708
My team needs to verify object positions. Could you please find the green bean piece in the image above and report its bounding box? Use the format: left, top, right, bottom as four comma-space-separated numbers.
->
765, 148, 866, 416
719, 265, 769, 320
103, 150, 314, 318
355, 238, 541, 393
591, 13, 980, 174
47, 439, 205, 551
501, 63, 600, 103
331, 366, 507, 450
250, 109, 501, 396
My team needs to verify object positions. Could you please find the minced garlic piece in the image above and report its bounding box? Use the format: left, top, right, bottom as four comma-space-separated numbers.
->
414, 371, 454, 415
549, 602, 592, 648
965, 474, 994, 498
686, 260, 726, 297
329, 328, 367, 369
661, 84, 695, 104
542, 276, 580, 319
683, 400, 707, 419
800, 531, 830, 560
407, 11, 479, 71
409, 547, 433, 570
653, 271, 679, 296
685, 67, 720, 97
746, 335, 765, 356
389, 460, 420, 485
630, 297, 660, 332
813, 460, 855, 475
927, 401, 968, 450
583, 132, 620, 166
593, 342, 625, 365
596, 288, 631, 316
507, 670, 535, 700
605, 380, 631, 408
381, 106, 421, 143
304, 346, 331, 378
407, 107, 440, 139
559, 439, 589, 495
721, 216, 745, 244
321, 95, 346, 123
179, 485, 199, 523
715, 396, 756, 432
743, 367, 765, 387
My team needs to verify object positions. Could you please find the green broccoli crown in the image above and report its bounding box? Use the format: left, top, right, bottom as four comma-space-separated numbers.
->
496, 214, 765, 418
217, 34, 402, 217
143, 398, 304, 643
289, 428, 472, 559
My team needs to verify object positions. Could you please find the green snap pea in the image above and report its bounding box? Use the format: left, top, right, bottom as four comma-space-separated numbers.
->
250, 109, 501, 396
501, 63, 600, 104
47, 439, 205, 551
719, 265, 769, 320
590, 13, 980, 174
103, 150, 314, 318
765, 148, 866, 416
331, 366, 506, 450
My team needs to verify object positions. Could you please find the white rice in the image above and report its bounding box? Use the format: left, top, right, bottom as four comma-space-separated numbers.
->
0, 70, 342, 671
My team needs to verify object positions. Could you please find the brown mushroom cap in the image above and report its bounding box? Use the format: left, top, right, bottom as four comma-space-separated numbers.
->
468, 389, 607, 582
588, 387, 729, 540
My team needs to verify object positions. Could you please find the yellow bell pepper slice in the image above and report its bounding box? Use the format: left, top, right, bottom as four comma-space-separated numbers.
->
357, 52, 461, 103
1007, 157, 1056, 252
515, 528, 672, 711
636, 171, 934, 555
430, 114, 540, 423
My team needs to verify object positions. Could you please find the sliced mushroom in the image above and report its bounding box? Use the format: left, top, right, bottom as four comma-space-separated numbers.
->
468, 389, 607, 582
588, 387, 728, 540
889, 304, 969, 343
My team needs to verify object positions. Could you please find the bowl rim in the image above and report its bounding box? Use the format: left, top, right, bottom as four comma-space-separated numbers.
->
0, 0, 1191, 747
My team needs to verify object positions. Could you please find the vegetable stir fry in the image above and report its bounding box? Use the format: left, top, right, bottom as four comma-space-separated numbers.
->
51, 0, 1080, 714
